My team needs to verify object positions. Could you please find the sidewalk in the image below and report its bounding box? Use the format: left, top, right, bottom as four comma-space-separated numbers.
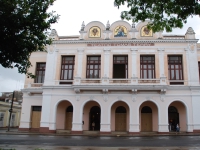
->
1, 128, 200, 137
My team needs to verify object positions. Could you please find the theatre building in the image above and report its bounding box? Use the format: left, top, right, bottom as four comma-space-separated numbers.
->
19, 20, 200, 134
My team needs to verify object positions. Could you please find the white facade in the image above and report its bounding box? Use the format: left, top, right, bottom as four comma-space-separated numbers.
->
19, 21, 200, 133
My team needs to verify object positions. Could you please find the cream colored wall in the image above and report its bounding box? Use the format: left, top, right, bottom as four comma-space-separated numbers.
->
24, 52, 47, 86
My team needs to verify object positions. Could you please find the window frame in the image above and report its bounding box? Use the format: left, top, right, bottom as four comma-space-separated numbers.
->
35, 62, 46, 83
168, 55, 184, 85
60, 56, 75, 81
140, 55, 155, 79
113, 55, 128, 79
86, 56, 101, 78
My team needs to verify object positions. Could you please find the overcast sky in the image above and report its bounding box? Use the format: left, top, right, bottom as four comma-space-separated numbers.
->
1, 0, 200, 92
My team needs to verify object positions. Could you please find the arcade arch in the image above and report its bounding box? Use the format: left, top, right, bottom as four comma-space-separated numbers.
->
111, 101, 129, 132
56, 100, 73, 130
139, 101, 158, 132
168, 101, 187, 132
82, 101, 101, 131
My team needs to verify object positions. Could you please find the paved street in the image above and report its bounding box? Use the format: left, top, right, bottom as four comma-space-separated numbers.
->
1, 134, 200, 150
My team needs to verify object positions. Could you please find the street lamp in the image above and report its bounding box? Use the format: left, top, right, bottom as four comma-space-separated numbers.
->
7, 91, 15, 131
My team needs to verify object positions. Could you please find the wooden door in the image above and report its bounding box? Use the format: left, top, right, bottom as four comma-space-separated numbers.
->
65, 112, 73, 130
31, 111, 41, 128
141, 113, 152, 132
115, 113, 126, 131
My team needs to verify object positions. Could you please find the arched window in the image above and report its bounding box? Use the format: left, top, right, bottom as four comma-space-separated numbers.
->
168, 106, 178, 113
116, 106, 126, 113
141, 106, 152, 113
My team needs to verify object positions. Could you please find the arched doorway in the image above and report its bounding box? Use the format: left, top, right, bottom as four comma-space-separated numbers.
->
89, 106, 101, 131
56, 100, 73, 130
141, 106, 152, 132
115, 106, 126, 131
111, 101, 129, 132
168, 106, 179, 131
65, 106, 73, 130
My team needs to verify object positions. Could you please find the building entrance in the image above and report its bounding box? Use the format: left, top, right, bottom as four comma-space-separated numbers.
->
89, 106, 100, 131
141, 106, 152, 132
65, 106, 73, 130
168, 106, 179, 131
115, 106, 126, 131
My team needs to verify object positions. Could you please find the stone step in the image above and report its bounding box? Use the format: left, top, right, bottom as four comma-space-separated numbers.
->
140, 132, 158, 134
111, 131, 128, 135
83, 130, 100, 134
56, 129, 71, 134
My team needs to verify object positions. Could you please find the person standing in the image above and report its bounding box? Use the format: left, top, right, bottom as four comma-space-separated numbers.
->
176, 124, 180, 133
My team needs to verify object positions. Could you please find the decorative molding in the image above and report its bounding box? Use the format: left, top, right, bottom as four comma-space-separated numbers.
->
89, 95, 94, 100
102, 89, 108, 94
157, 48, 165, 52
74, 89, 80, 93
117, 96, 122, 100
77, 48, 84, 53
103, 94, 108, 102
53, 39, 199, 44
76, 95, 80, 101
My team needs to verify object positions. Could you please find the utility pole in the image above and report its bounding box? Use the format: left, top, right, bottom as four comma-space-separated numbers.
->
7, 91, 15, 131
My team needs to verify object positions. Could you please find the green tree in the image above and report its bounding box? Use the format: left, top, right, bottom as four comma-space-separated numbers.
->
114, 0, 200, 32
0, 0, 59, 77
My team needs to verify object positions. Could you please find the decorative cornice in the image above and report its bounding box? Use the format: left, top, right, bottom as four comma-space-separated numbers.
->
52, 39, 198, 44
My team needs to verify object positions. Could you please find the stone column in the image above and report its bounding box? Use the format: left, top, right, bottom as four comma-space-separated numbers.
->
129, 98, 140, 133
157, 48, 165, 77
76, 48, 84, 77
71, 100, 83, 134
130, 48, 138, 78
158, 101, 169, 133
103, 48, 111, 78
40, 92, 51, 132
186, 43, 199, 86
44, 45, 58, 85
100, 97, 111, 134
191, 90, 200, 132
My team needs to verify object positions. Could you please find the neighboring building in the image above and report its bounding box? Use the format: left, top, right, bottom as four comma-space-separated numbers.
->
19, 20, 200, 133
0, 92, 22, 128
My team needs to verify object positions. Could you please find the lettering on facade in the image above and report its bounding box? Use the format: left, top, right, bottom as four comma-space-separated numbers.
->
87, 43, 154, 47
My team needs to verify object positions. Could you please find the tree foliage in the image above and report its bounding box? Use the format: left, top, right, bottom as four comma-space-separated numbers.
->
0, 0, 59, 77
114, 0, 200, 32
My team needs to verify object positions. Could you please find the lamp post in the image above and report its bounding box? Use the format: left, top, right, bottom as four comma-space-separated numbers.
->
7, 91, 15, 131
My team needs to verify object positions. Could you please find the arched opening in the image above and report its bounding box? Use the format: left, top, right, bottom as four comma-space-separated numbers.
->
168, 106, 179, 131
168, 101, 187, 132
141, 106, 152, 131
115, 106, 127, 131
139, 101, 158, 132
56, 100, 73, 130
82, 101, 101, 131
111, 101, 129, 132
89, 106, 101, 131
65, 106, 73, 130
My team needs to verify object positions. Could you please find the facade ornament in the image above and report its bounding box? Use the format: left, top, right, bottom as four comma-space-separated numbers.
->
103, 94, 108, 102
76, 95, 80, 101
160, 89, 166, 102
102, 89, 108, 94
106, 20, 110, 30
186, 27, 195, 34
132, 89, 137, 102
132, 22, 135, 29
117, 96, 122, 100
74, 89, 80, 93
81, 21, 85, 31
90, 95, 94, 100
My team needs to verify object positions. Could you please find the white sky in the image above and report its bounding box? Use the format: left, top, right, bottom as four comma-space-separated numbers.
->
1, 0, 200, 92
